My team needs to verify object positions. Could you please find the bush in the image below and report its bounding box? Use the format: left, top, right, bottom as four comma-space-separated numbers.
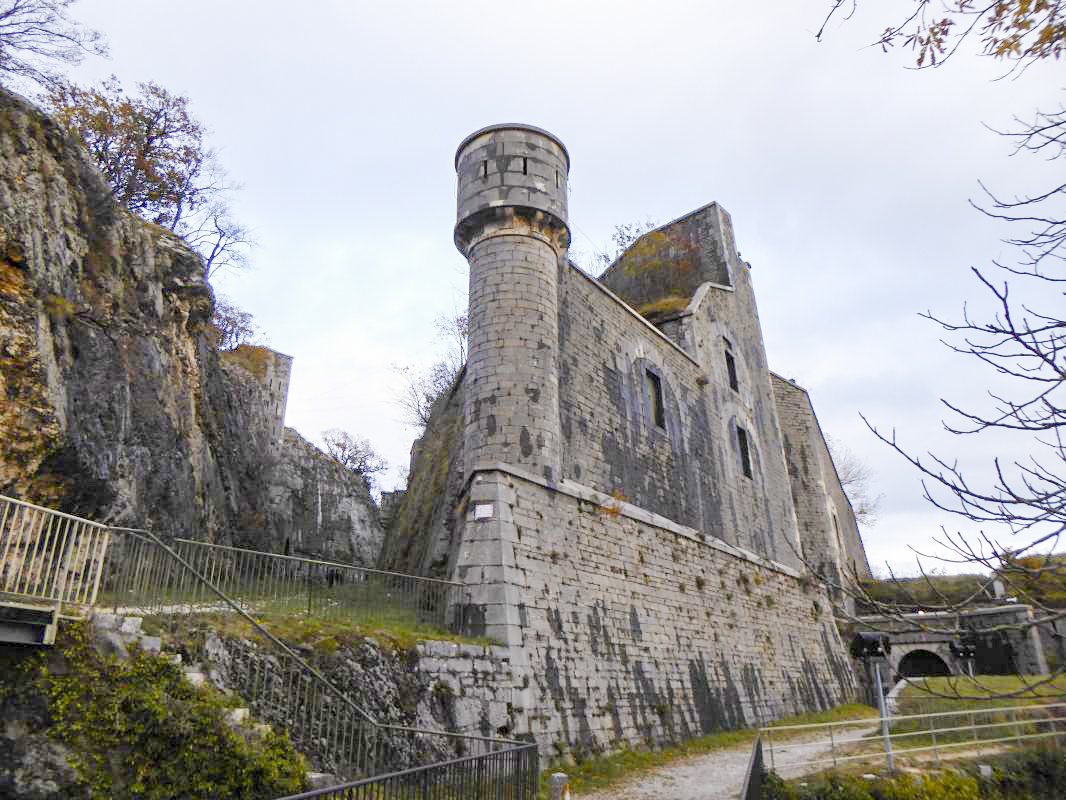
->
14, 621, 308, 800
973, 747, 1066, 799
762, 769, 980, 800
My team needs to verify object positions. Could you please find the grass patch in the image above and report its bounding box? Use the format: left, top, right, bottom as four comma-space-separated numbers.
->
879, 674, 1066, 755
537, 704, 877, 798
144, 606, 497, 654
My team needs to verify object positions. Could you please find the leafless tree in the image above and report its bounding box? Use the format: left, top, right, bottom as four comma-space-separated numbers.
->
211, 295, 260, 351
184, 203, 255, 280
827, 437, 883, 527
0, 0, 106, 90
395, 312, 468, 431
321, 429, 388, 490
808, 1, 1066, 698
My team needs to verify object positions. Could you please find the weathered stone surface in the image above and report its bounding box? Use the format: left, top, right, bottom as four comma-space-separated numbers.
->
0, 735, 82, 800
269, 429, 382, 565
383, 125, 867, 762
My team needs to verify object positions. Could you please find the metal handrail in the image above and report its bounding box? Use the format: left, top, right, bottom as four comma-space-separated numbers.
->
100, 527, 529, 779
0, 494, 111, 617
173, 538, 462, 588
273, 743, 540, 800
760, 699, 1066, 774
152, 536, 464, 631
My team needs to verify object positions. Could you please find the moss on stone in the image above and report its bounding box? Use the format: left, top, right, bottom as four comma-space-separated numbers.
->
3, 620, 308, 800
220, 344, 274, 382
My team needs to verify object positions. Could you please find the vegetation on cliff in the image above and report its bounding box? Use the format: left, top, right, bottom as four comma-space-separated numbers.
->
0, 621, 308, 799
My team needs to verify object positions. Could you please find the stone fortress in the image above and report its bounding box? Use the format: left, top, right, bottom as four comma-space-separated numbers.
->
385, 124, 873, 758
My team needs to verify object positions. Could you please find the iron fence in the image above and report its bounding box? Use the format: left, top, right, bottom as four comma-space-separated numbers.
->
0, 494, 110, 617
0, 500, 539, 796
102, 534, 462, 631
273, 744, 540, 800
760, 701, 1066, 774
96, 529, 526, 781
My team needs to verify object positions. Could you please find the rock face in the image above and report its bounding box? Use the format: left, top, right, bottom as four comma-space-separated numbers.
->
268, 429, 382, 564
0, 87, 381, 562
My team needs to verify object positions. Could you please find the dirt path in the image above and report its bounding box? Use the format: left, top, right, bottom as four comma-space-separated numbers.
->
574, 725, 878, 800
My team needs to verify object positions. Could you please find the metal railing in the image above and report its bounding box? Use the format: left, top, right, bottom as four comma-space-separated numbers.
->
104, 535, 462, 631
0, 497, 539, 796
274, 745, 540, 800
96, 529, 534, 787
0, 495, 110, 617
761, 701, 1066, 774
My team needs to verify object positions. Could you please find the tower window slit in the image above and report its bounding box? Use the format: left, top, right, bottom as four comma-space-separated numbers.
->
481, 160, 488, 178
725, 350, 739, 392
737, 425, 753, 479
522, 157, 528, 175
645, 369, 665, 429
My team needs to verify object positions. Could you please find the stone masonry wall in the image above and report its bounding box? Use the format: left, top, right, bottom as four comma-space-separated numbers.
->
772, 374, 870, 603
453, 468, 856, 759
559, 249, 803, 570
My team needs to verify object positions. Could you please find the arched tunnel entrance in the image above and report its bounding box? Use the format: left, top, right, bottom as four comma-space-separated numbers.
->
898, 649, 952, 678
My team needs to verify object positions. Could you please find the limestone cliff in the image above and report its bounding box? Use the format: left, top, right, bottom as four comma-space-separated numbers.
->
268, 429, 382, 564
0, 87, 381, 561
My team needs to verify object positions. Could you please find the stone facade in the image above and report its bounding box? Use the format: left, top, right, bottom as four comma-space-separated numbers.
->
772, 375, 870, 613
385, 124, 871, 760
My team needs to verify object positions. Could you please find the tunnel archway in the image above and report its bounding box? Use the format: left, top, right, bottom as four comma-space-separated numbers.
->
898, 649, 952, 678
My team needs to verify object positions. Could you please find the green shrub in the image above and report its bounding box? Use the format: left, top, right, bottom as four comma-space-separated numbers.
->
972, 747, 1066, 799
762, 769, 980, 800
17, 621, 308, 800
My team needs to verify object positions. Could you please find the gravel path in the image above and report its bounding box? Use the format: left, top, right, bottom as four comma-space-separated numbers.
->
574, 724, 878, 800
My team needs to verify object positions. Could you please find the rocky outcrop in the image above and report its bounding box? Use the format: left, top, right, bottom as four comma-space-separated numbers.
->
0, 87, 381, 561
268, 429, 381, 564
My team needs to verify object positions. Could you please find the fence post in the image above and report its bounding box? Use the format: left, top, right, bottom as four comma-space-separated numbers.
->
550, 773, 570, 800
874, 664, 895, 771
930, 713, 940, 767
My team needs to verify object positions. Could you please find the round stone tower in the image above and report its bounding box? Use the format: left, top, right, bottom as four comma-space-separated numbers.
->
454, 124, 570, 482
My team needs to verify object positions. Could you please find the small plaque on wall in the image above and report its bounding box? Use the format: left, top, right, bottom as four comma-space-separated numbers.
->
474, 503, 494, 520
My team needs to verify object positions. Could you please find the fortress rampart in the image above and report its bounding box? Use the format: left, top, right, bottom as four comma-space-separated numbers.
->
387, 124, 868, 759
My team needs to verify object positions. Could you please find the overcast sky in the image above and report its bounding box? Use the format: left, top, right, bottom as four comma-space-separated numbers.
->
53, 0, 1058, 576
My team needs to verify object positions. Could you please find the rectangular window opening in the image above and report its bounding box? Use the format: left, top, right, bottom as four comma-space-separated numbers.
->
645, 369, 665, 429
522, 157, 528, 175
737, 425, 753, 479
481, 160, 488, 178
725, 350, 739, 392
555, 170, 560, 188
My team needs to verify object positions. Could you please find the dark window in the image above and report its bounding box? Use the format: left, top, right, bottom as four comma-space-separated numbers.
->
725, 351, 739, 391
481, 160, 488, 178
555, 170, 560, 188
522, 157, 528, 175
645, 369, 665, 429
737, 425, 753, 478
723, 338, 739, 391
